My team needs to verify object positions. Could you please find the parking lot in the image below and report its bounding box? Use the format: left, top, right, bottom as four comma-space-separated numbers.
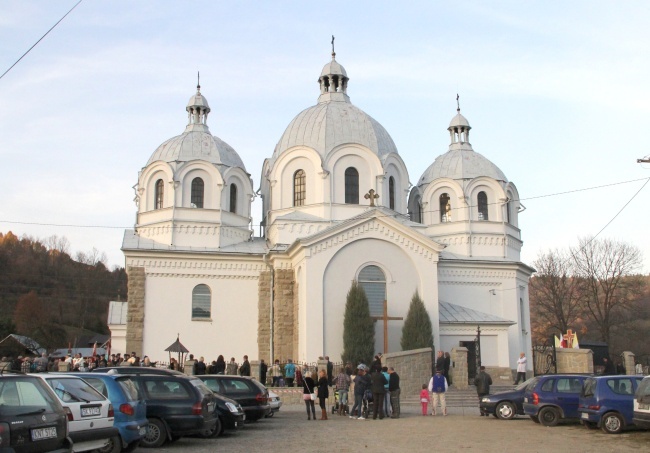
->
158, 404, 650, 452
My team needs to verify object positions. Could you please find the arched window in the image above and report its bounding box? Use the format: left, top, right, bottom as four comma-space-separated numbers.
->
154, 179, 164, 210
389, 176, 395, 210
229, 183, 237, 214
440, 193, 451, 222
506, 194, 512, 224
191, 177, 204, 208
345, 167, 359, 204
192, 284, 211, 319
477, 191, 488, 221
294, 169, 306, 206
411, 195, 422, 223
358, 265, 386, 317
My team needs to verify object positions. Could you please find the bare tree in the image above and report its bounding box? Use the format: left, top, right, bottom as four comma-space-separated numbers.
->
45, 235, 70, 255
529, 249, 584, 339
571, 237, 645, 344
75, 247, 107, 266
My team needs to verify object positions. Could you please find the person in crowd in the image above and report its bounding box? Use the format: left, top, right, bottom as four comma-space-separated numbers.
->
444, 352, 452, 385
207, 360, 217, 374
435, 350, 445, 375
345, 362, 353, 376
226, 357, 238, 375
474, 366, 492, 416
34, 353, 48, 372
370, 367, 388, 420
381, 366, 391, 417
195, 356, 207, 375
239, 355, 251, 376
259, 359, 268, 384
97, 356, 107, 368
270, 359, 282, 386
285, 359, 296, 387
420, 383, 430, 416
215, 355, 226, 374
350, 366, 369, 419
295, 364, 303, 388
616, 360, 626, 375
335, 366, 351, 415
169, 357, 178, 370
326, 356, 334, 385
184, 354, 196, 375
142, 356, 151, 367
388, 367, 400, 418
514, 352, 527, 384
371, 354, 382, 373
428, 368, 448, 416
302, 368, 317, 420
317, 369, 329, 420
603, 357, 615, 375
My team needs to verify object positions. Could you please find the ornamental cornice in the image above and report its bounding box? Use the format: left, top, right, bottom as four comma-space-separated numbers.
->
308, 219, 437, 262
438, 268, 516, 279
439, 324, 509, 332
146, 273, 259, 280
127, 258, 265, 272
439, 281, 503, 287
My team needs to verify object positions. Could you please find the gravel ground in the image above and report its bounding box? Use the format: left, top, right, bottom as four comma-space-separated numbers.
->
152, 404, 650, 453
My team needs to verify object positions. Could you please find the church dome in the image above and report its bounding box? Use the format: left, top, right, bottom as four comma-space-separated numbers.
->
146, 84, 246, 170
272, 50, 398, 162
418, 108, 507, 185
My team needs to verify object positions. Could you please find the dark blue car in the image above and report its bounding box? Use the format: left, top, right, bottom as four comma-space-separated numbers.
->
523, 374, 589, 426
77, 372, 148, 452
578, 375, 644, 434
479, 378, 539, 419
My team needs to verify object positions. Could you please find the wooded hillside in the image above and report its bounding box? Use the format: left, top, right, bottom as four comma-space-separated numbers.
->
0, 231, 126, 350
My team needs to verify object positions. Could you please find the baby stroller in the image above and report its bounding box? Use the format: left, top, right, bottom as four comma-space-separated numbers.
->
331, 389, 349, 415
361, 389, 374, 419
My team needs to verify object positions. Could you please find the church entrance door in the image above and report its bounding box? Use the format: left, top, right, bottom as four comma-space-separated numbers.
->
460, 341, 477, 384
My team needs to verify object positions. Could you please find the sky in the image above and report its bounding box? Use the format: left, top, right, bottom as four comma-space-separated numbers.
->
0, 0, 649, 272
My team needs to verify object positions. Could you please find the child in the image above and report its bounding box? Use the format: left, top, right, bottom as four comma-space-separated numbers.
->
420, 383, 429, 416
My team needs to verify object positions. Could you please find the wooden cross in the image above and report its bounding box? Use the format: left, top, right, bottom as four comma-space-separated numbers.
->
371, 300, 403, 353
364, 189, 379, 207
563, 329, 575, 348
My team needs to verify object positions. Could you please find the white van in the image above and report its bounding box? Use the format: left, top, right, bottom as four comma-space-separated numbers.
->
633, 375, 650, 429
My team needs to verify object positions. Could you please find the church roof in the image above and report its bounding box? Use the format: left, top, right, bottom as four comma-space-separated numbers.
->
419, 148, 507, 184
439, 301, 514, 325
121, 230, 268, 255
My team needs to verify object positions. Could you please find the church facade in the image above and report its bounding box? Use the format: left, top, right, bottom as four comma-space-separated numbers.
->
118, 50, 534, 375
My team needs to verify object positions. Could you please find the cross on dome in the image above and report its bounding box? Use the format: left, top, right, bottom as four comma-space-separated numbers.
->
318, 38, 349, 103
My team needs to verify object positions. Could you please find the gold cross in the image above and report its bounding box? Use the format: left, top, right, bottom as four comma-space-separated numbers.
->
364, 189, 379, 207
371, 300, 403, 353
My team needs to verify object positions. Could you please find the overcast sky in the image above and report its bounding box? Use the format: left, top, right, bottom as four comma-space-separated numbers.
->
1, 1, 648, 272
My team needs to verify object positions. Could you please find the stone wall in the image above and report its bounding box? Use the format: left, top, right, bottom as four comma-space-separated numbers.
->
383, 348, 432, 397
450, 347, 468, 390
257, 268, 296, 363
125, 266, 145, 356
622, 351, 635, 375
556, 348, 593, 374
257, 271, 271, 363
484, 367, 513, 384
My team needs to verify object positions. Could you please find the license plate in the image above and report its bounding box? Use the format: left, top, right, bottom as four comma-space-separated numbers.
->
138, 427, 147, 436
31, 427, 57, 441
581, 412, 589, 419
81, 406, 101, 417
639, 403, 650, 410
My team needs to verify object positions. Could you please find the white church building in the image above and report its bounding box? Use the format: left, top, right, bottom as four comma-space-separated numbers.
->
115, 49, 534, 376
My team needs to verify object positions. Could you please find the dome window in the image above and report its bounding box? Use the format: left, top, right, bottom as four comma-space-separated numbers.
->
191, 177, 204, 208
294, 170, 306, 207
358, 265, 386, 317
154, 179, 164, 210
345, 167, 359, 204
389, 176, 395, 210
477, 191, 488, 221
192, 284, 211, 320
440, 193, 451, 222
229, 183, 238, 214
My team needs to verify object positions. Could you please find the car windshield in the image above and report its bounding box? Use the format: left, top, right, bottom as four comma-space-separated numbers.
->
46, 377, 106, 402
582, 378, 597, 397
189, 379, 213, 397
516, 377, 537, 391
0, 378, 60, 416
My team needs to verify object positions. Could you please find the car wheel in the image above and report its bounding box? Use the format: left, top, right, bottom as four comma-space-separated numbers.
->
539, 407, 560, 427
530, 415, 540, 424
141, 419, 167, 448
495, 402, 516, 420
198, 417, 222, 438
96, 435, 122, 453
601, 412, 624, 434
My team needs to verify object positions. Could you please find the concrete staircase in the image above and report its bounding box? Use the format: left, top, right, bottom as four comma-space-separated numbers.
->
401, 384, 515, 407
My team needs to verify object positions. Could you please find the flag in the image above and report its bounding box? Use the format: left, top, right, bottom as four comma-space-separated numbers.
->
573, 332, 580, 349
554, 335, 562, 348
92, 342, 97, 357
105, 339, 111, 361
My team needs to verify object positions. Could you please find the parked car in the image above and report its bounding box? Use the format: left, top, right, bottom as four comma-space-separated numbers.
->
197, 375, 271, 421
523, 374, 590, 426
34, 374, 118, 452
93, 367, 183, 376
633, 375, 650, 429
0, 372, 73, 453
76, 372, 148, 452
126, 374, 218, 447
578, 375, 644, 434
267, 390, 282, 417
480, 378, 538, 420
204, 392, 245, 436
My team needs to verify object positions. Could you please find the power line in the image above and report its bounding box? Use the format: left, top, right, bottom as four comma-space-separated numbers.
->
0, 0, 84, 81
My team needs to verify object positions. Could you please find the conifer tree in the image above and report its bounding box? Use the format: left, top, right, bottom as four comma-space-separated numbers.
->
342, 281, 375, 366
400, 291, 434, 350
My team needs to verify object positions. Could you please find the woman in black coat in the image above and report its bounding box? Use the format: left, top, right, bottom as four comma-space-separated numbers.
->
317, 369, 329, 420
302, 371, 317, 420
215, 355, 226, 374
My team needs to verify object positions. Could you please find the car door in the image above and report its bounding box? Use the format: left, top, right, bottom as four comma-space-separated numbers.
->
555, 376, 585, 419
140, 377, 193, 432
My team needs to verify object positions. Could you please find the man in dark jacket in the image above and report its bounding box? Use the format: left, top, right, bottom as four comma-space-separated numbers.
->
371, 370, 388, 420
350, 367, 370, 419
259, 359, 268, 384
239, 355, 251, 376
474, 366, 492, 416
388, 367, 401, 418
435, 350, 445, 375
